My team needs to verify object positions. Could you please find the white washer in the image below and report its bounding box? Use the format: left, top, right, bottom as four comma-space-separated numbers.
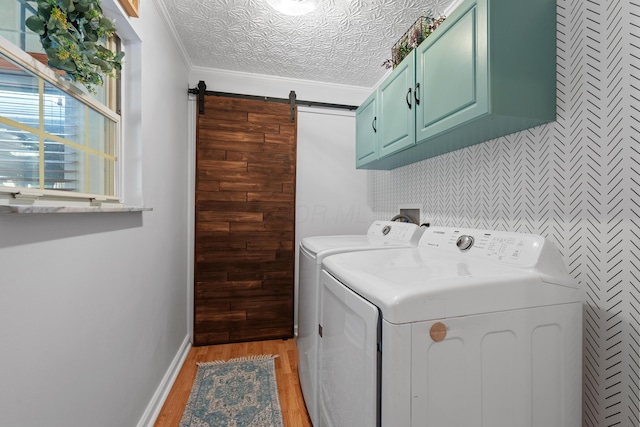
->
319, 227, 583, 427
297, 220, 424, 426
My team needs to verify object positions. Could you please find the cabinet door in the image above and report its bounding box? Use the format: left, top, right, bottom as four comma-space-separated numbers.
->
415, 0, 488, 142
378, 50, 416, 158
355, 90, 378, 168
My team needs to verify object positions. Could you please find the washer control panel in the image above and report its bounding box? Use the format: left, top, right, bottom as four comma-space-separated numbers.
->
367, 221, 424, 243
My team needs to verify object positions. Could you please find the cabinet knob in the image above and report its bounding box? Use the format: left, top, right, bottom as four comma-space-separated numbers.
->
406, 88, 412, 109
415, 83, 420, 105
372, 117, 377, 132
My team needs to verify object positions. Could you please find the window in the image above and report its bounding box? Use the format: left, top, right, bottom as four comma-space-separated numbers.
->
0, 0, 123, 206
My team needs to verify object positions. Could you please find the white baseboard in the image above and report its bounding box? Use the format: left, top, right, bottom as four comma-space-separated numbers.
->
136, 335, 191, 427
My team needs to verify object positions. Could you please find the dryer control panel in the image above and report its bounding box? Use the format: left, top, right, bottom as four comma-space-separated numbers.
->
418, 226, 554, 269
425, 226, 577, 288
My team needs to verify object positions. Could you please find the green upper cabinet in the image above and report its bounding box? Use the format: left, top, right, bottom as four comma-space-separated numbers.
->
356, 0, 556, 170
355, 90, 378, 168
378, 50, 416, 158
415, 3, 487, 141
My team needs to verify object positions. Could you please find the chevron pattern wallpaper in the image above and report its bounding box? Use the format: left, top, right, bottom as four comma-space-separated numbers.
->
370, 0, 640, 425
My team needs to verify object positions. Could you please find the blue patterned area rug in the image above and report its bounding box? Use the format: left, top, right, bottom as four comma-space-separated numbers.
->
179, 355, 284, 427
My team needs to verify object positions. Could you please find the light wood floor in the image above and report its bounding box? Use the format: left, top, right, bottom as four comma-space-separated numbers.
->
154, 338, 312, 427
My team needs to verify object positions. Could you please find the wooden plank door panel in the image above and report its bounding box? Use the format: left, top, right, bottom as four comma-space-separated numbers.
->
194, 96, 296, 346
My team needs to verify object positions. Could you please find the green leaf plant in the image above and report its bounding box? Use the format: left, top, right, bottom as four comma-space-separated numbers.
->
25, 0, 124, 94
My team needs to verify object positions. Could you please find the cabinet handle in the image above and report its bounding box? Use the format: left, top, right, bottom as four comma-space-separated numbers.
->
415, 83, 420, 105
406, 88, 412, 109
372, 117, 377, 132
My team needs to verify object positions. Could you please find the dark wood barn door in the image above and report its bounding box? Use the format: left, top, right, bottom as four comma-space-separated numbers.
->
194, 96, 296, 346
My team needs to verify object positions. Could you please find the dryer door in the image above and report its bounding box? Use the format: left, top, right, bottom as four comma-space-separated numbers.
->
319, 270, 380, 427
297, 245, 320, 426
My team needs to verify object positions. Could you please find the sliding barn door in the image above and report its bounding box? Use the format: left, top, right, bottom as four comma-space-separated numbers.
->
194, 96, 296, 346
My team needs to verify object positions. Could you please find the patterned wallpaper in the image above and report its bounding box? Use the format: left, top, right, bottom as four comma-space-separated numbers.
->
370, 0, 640, 425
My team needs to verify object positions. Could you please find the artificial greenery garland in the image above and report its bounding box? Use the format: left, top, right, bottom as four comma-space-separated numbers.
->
382, 13, 446, 69
25, 0, 124, 93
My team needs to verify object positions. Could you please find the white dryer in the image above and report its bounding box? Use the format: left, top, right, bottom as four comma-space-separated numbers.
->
297, 220, 424, 426
319, 227, 583, 427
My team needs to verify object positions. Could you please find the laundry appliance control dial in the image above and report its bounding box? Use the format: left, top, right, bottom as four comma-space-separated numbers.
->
456, 235, 474, 252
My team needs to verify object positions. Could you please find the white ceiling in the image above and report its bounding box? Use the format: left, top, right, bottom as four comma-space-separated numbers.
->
158, 0, 457, 88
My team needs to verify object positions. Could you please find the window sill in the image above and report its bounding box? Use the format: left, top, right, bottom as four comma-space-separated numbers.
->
0, 204, 152, 214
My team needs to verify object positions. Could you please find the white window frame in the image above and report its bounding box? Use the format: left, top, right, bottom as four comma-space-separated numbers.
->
0, 0, 143, 211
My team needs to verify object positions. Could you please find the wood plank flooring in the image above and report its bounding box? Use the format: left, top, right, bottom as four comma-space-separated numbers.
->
154, 338, 312, 427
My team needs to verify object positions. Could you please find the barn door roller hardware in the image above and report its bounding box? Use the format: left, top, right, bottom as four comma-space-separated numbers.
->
188, 80, 358, 121
289, 90, 296, 122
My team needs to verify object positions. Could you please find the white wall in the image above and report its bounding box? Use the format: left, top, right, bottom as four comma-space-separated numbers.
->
296, 108, 373, 238
294, 106, 373, 330
0, 1, 191, 426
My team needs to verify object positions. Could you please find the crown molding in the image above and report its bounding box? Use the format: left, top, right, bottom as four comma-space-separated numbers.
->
151, 0, 193, 70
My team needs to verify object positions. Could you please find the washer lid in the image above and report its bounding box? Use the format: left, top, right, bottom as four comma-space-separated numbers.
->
301, 221, 423, 258
322, 231, 581, 324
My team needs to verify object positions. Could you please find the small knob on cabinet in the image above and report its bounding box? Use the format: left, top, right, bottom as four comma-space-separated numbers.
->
456, 235, 474, 252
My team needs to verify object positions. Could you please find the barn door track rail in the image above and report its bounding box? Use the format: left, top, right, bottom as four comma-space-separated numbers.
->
188, 80, 358, 122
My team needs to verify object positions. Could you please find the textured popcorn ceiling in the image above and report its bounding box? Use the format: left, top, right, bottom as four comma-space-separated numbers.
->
158, 0, 456, 87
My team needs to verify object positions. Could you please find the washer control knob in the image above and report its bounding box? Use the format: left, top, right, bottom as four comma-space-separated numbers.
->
456, 235, 474, 252
382, 225, 391, 235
